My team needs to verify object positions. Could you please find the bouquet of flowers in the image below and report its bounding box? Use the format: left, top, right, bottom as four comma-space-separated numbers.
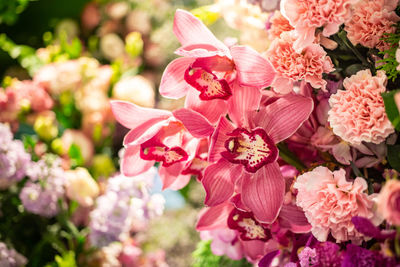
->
110, 1, 400, 266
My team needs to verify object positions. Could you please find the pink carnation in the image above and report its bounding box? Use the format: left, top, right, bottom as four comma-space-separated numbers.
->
267, 11, 294, 40
267, 31, 334, 94
345, 0, 400, 51
328, 70, 394, 145
294, 166, 375, 243
377, 179, 400, 225
281, 0, 357, 51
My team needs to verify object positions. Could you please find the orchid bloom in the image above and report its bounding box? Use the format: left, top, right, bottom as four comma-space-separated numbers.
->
159, 9, 275, 107
198, 89, 313, 223
110, 101, 213, 189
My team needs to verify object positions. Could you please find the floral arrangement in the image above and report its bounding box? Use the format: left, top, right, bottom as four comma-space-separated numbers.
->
109, 1, 400, 266
3, 0, 400, 266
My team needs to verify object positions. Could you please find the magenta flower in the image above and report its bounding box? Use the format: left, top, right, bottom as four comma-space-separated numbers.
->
159, 9, 275, 106
198, 90, 313, 223
111, 100, 213, 189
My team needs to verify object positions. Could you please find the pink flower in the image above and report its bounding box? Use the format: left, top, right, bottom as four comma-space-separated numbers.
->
328, 70, 394, 145
345, 0, 400, 51
200, 229, 244, 261
159, 9, 275, 118
294, 166, 376, 243
281, 0, 357, 51
377, 180, 400, 225
11, 81, 53, 112
111, 101, 212, 189
267, 31, 334, 94
196, 89, 313, 223
267, 11, 293, 40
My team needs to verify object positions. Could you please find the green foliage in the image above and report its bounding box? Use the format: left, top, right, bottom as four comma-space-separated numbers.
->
45, 251, 77, 267
192, 240, 252, 267
54, 91, 82, 130
0, 0, 33, 25
0, 33, 43, 76
68, 144, 84, 168
382, 90, 400, 130
388, 145, 400, 172
377, 29, 400, 82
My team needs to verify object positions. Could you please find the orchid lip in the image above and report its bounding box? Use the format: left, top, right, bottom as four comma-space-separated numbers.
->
221, 127, 278, 173
227, 208, 271, 241
184, 66, 232, 101
140, 144, 188, 167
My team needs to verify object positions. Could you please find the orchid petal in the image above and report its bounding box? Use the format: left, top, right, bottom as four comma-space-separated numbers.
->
123, 118, 173, 146
242, 240, 266, 262
173, 108, 214, 138
279, 204, 311, 233
173, 9, 226, 51
121, 145, 154, 176
230, 45, 275, 88
203, 159, 242, 206
258, 251, 280, 267
252, 94, 313, 144
159, 162, 190, 190
208, 116, 235, 162
352, 216, 396, 240
185, 88, 228, 124
196, 202, 234, 231
111, 100, 171, 129
228, 82, 262, 128
175, 44, 225, 58
159, 57, 194, 99
241, 162, 285, 224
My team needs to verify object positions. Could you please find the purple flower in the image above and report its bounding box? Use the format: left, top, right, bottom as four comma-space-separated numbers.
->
0, 242, 27, 267
341, 244, 377, 267
0, 123, 31, 189
19, 156, 65, 217
298, 247, 317, 267
89, 169, 164, 247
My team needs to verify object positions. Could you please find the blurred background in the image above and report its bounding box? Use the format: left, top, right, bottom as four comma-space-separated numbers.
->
0, 0, 271, 266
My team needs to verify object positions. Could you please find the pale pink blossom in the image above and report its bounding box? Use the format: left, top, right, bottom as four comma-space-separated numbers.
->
61, 129, 94, 164
267, 11, 293, 40
112, 75, 155, 108
328, 70, 394, 145
267, 31, 334, 94
281, 0, 357, 51
294, 166, 376, 243
11, 81, 53, 112
377, 179, 400, 225
345, 0, 400, 51
65, 167, 99, 207
200, 229, 244, 260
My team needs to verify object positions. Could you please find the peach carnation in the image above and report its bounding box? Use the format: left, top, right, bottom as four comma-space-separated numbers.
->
294, 166, 375, 243
345, 0, 400, 51
377, 179, 400, 225
328, 70, 394, 145
281, 0, 357, 51
267, 11, 294, 40
267, 31, 334, 94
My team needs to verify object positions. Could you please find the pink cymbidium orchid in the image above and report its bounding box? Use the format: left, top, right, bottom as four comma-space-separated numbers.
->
159, 9, 275, 107
199, 92, 313, 224
110, 101, 213, 190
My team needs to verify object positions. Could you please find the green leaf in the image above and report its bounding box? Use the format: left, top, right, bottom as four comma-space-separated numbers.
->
388, 145, 400, 172
68, 144, 84, 168
382, 90, 400, 131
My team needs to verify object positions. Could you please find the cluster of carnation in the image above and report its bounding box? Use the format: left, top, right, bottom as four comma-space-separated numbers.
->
0, 123, 30, 189
89, 168, 165, 248
19, 155, 66, 217
111, 4, 400, 265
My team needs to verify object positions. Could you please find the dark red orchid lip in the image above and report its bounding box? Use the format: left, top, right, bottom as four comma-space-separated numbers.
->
184, 66, 232, 101
227, 208, 271, 242
221, 127, 278, 173
140, 144, 188, 167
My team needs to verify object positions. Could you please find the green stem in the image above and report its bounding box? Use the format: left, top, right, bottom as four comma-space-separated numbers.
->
277, 143, 306, 171
334, 32, 373, 70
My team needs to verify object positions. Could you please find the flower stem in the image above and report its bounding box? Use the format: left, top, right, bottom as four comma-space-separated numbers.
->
277, 142, 306, 171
